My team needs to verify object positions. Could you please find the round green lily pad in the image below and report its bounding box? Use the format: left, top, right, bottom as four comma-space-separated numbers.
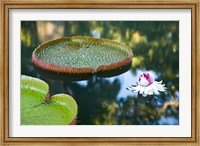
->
32, 36, 133, 80
21, 75, 78, 125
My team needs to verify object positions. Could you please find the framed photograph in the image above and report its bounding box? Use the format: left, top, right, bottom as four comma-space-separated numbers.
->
1, 0, 199, 145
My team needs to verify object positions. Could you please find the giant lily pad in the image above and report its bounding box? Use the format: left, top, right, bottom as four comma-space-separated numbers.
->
21, 75, 77, 125
32, 36, 133, 80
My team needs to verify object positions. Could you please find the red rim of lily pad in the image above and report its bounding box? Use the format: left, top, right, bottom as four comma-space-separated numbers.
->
32, 36, 133, 80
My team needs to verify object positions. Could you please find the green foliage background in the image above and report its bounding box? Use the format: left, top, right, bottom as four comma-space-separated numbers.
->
21, 21, 179, 125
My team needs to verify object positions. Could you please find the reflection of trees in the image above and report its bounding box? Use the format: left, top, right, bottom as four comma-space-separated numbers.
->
21, 21, 179, 125
21, 21, 39, 77
117, 96, 179, 125
118, 96, 161, 125
65, 77, 120, 125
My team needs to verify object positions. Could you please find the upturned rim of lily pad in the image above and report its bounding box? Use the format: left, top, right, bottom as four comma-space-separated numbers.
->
32, 36, 133, 80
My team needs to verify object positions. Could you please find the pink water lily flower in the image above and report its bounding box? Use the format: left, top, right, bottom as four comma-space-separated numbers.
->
126, 72, 166, 97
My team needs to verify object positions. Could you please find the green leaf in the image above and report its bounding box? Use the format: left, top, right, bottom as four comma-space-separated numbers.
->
21, 75, 78, 125
21, 75, 48, 109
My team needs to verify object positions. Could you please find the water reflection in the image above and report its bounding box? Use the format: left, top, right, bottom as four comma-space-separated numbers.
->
21, 21, 179, 125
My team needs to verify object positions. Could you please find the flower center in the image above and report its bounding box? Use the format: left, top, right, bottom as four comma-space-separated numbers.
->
138, 72, 154, 87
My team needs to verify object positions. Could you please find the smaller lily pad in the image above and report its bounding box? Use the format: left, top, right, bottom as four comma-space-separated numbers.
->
32, 36, 133, 81
21, 75, 78, 125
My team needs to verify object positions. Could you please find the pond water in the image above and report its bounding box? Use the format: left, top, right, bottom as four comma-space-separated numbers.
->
21, 21, 179, 125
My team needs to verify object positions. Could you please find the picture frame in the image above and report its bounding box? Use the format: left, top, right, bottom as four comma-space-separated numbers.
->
1, 0, 199, 145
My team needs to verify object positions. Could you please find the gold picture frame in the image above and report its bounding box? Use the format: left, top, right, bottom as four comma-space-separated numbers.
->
1, 0, 199, 145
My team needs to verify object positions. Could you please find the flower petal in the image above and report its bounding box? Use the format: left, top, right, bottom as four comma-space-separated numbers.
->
126, 85, 141, 93
148, 89, 154, 95
134, 86, 141, 92
153, 89, 160, 95
154, 81, 166, 91
139, 86, 145, 94
142, 92, 148, 97
126, 73, 166, 97
144, 86, 150, 96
